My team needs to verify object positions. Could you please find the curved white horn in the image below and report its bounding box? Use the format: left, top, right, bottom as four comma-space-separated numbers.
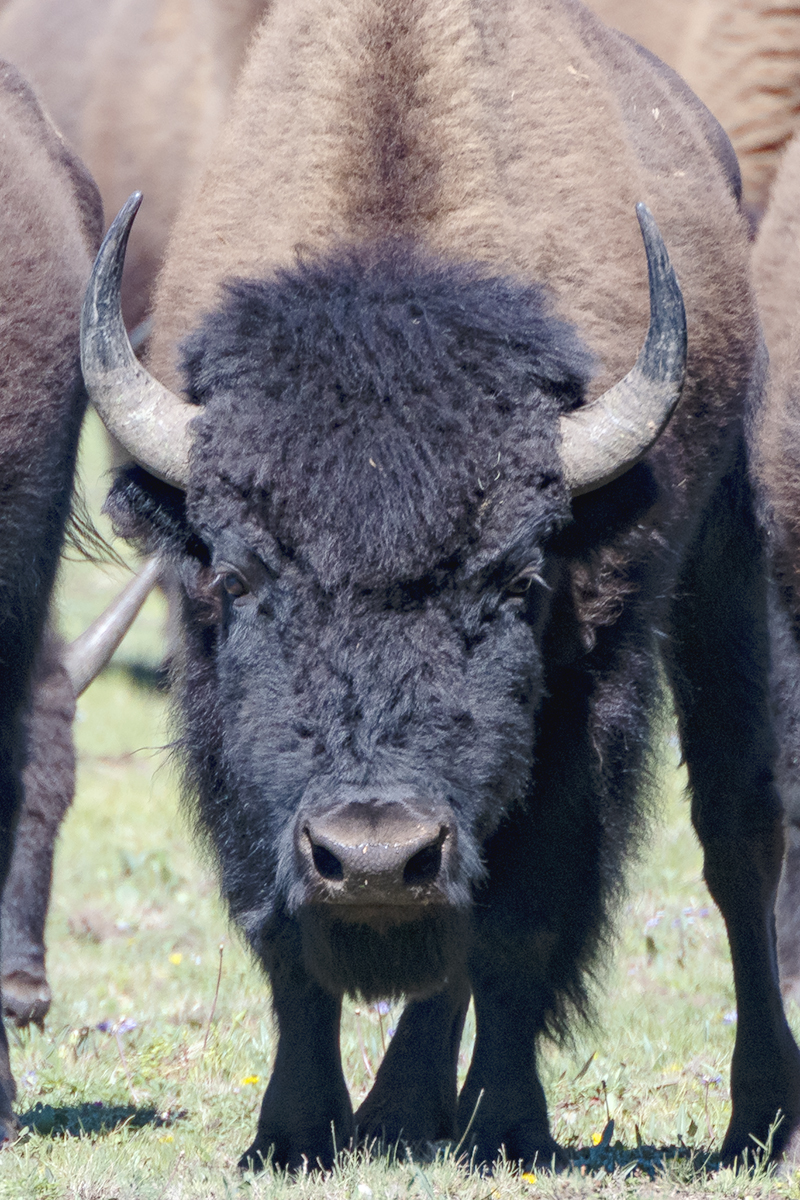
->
81, 193, 193, 488
560, 203, 687, 497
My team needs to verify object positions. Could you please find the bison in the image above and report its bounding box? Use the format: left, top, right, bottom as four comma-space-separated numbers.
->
750, 135, 800, 1004
0, 0, 272, 329
586, 0, 800, 225
0, 58, 102, 1145
82, 0, 800, 1171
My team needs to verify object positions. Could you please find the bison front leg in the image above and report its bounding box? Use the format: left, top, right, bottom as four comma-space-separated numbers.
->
0, 726, 22, 1147
458, 610, 661, 1170
240, 952, 352, 1172
665, 455, 800, 1162
354, 974, 470, 1148
457, 971, 563, 1171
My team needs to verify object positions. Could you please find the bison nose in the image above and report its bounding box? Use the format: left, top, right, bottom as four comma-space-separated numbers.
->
298, 797, 453, 905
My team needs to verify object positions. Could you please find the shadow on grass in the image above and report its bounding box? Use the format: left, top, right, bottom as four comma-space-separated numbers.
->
565, 1140, 720, 1181
17, 1101, 187, 1139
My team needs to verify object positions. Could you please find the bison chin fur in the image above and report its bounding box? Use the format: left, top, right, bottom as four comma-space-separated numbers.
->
297, 905, 469, 1001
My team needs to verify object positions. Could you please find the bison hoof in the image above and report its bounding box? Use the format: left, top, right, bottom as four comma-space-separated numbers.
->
1, 971, 51, 1029
239, 1128, 346, 1174
0, 1103, 20, 1149
354, 1097, 457, 1150
466, 1127, 567, 1173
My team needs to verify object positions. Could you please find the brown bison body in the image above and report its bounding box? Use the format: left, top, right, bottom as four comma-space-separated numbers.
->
84, 0, 800, 1170
587, 0, 800, 223
0, 0, 270, 327
0, 59, 101, 1144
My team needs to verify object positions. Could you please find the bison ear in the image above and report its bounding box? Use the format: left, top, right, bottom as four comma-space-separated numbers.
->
81, 193, 194, 489
559, 204, 687, 497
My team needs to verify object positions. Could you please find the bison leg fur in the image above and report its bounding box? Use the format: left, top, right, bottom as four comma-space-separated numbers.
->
455, 642, 656, 1171
767, 590, 800, 1004
1, 632, 75, 1029
0, 714, 23, 1146
354, 974, 470, 1149
457, 970, 564, 1172
240, 948, 352, 1172
665, 451, 800, 1163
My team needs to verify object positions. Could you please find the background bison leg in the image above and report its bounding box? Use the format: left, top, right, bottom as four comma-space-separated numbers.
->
767, 589, 800, 1003
241, 946, 352, 1172
1, 630, 75, 1030
664, 452, 800, 1162
0, 705, 24, 1145
0, 1018, 17, 1147
353, 974, 470, 1148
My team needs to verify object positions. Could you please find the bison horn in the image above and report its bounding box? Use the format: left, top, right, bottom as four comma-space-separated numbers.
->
559, 203, 687, 497
63, 553, 164, 696
81, 193, 193, 488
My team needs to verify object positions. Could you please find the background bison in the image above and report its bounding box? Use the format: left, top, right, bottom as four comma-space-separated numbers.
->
587, 0, 800, 224
79, 0, 800, 1172
0, 58, 102, 1145
751, 136, 800, 1004
0, 0, 272, 329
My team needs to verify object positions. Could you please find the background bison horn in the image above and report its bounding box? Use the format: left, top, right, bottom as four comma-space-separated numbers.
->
62, 554, 164, 697
559, 203, 687, 497
81, 193, 193, 488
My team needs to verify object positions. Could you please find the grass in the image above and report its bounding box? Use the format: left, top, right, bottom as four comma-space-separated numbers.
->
2, 412, 800, 1197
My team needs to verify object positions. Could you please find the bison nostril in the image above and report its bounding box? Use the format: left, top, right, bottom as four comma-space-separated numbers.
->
307, 836, 344, 882
403, 836, 444, 886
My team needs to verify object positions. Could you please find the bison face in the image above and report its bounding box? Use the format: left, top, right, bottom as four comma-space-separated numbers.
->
191, 501, 563, 997
102, 240, 681, 997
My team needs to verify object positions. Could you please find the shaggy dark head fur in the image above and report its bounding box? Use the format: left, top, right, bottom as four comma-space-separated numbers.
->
111, 245, 596, 998
183, 244, 592, 588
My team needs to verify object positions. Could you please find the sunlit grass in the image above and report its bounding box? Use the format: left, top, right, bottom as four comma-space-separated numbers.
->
3, 413, 800, 1196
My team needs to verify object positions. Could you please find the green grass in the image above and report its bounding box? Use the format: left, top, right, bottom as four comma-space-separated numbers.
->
2, 412, 800, 1197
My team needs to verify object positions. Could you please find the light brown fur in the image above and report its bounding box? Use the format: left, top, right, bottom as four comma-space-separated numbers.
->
585, 0, 800, 221
0, 0, 272, 325
583, 0, 694, 66
752, 135, 800, 600
677, 0, 800, 220
150, 0, 753, 517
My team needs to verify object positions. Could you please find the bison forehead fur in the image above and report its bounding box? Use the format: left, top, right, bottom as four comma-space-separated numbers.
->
183, 246, 590, 589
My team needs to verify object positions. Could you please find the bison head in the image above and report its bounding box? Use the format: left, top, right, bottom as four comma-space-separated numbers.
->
82, 199, 685, 999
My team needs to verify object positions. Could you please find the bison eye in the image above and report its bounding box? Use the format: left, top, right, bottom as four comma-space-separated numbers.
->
506, 565, 541, 597
503, 563, 551, 608
216, 568, 250, 598
506, 574, 532, 598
